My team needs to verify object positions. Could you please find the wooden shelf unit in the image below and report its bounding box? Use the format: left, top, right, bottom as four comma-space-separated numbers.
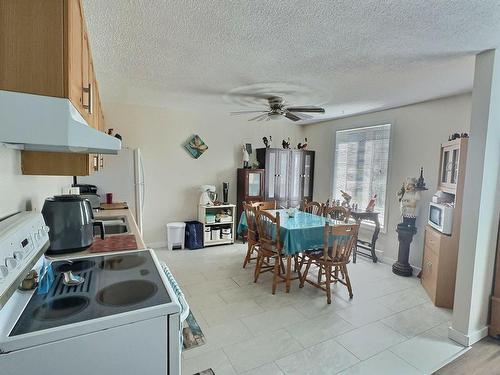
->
421, 138, 468, 308
198, 204, 236, 247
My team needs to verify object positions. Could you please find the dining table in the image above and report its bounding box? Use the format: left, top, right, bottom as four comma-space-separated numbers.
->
237, 209, 351, 292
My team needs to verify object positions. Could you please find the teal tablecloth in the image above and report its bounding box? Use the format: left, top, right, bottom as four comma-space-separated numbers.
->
237, 209, 345, 256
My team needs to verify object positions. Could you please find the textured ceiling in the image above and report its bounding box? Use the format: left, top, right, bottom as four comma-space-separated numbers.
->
82, 0, 500, 123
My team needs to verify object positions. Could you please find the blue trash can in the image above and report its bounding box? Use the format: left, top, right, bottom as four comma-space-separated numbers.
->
184, 221, 204, 249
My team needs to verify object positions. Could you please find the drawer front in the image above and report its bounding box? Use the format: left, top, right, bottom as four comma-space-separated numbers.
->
425, 227, 441, 256
421, 247, 439, 300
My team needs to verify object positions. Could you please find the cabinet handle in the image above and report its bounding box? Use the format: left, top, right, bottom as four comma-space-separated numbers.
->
83, 83, 93, 115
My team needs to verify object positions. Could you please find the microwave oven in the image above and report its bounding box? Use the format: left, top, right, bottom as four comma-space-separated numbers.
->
428, 202, 454, 235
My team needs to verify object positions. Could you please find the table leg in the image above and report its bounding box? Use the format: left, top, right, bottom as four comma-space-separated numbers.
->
286, 256, 292, 293
371, 217, 380, 263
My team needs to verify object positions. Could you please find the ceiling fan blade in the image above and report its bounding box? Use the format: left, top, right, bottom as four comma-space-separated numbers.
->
248, 114, 269, 121
286, 106, 325, 113
295, 113, 314, 120
230, 110, 268, 115
284, 112, 301, 122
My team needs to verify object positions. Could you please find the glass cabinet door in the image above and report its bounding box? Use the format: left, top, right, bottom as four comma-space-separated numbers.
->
248, 172, 261, 197
303, 153, 312, 198
441, 150, 450, 184
450, 148, 459, 184
267, 152, 276, 198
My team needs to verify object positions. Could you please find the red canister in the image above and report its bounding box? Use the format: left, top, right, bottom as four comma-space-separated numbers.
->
106, 193, 113, 204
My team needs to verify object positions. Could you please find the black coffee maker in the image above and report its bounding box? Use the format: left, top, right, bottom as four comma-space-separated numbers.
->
222, 182, 229, 204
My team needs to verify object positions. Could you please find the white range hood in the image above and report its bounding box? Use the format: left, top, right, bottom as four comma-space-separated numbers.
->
0, 90, 121, 154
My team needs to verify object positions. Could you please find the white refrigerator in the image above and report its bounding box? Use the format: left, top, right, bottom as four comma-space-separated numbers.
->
80, 148, 144, 234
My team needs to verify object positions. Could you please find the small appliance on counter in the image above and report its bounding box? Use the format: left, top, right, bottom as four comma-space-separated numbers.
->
42, 195, 105, 254
72, 181, 101, 209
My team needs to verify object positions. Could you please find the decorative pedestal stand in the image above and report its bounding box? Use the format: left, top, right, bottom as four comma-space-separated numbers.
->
392, 218, 417, 277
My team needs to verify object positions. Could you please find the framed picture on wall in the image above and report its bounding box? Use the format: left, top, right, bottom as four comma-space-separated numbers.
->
184, 134, 208, 159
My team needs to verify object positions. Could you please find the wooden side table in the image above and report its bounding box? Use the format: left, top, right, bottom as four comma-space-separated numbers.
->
350, 210, 380, 263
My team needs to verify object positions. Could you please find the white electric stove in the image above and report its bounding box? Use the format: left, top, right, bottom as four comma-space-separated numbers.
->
0, 212, 187, 375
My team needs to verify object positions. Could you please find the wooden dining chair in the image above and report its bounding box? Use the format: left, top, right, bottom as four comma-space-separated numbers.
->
251, 200, 277, 210
299, 223, 359, 304
302, 200, 323, 216
254, 210, 286, 294
242, 202, 260, 268
323, 205, 350, 223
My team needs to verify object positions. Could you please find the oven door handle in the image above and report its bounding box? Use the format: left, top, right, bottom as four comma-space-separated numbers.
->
159, 261, 190, 323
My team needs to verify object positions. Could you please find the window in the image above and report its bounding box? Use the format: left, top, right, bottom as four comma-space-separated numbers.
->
332, 124, 391, 227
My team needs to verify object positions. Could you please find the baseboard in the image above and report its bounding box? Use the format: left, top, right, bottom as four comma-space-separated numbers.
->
379, 255, 422, 275
448, 325, 489, 346
147, 241, 168, 249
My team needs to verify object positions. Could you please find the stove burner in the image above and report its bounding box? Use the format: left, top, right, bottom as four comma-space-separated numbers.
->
96, 280, 157, 306
98, 255, 146, 271
54, 260, 95, 273
32, 296, 89, 321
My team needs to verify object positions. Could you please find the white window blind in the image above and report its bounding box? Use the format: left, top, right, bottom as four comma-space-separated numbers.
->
333, 124, 391, 227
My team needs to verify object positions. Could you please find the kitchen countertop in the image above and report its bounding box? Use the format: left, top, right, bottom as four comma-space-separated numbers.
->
47, 207, 146, 260
94, 208, 146, 250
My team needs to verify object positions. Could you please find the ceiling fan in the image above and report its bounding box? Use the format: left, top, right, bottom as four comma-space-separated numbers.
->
230, 96, 325, 122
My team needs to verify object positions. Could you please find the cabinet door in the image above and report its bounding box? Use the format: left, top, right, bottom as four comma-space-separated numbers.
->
247, 170, 264, 198
265, 150, 278, 200
275, 150, 290, 208
0, 0, 65, 97
421, 247, 439, 303
303, 151, 315, 202
81, 30, 94, 126
67, 0, 86, 118
449, 146, 460, 186
288, 151, 304, 208
439, 144, 460, 191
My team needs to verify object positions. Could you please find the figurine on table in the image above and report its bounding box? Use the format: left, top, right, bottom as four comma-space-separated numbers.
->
340, 190, 352, 208
365, 194, 377, 212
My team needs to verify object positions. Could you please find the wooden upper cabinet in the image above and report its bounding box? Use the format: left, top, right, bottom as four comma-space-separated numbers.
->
1, 0, 109, 176
66, 0, 86, 117
0, 0, 99, 129
0, 0, 65, 97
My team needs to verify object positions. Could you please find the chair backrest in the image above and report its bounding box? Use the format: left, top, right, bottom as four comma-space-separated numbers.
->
255, 210, 282, 254
302, 201, 323, 216
243, 201, 258, 242
251, 200, 277, 210
323, 206, 350, 223
322, 223, 359, 263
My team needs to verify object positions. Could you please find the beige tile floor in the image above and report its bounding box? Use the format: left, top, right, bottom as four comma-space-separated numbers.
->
155, 243, 468, 375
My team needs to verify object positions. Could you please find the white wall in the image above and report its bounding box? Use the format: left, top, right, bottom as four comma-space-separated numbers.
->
0, 146, 71, 217
303, 94, 472, 268
103, 103, 306, 246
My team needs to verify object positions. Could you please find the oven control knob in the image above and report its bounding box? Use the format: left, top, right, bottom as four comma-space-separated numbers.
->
5, 257, 17, 269
13, 251, 23, 261
0, 265, 8, 278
